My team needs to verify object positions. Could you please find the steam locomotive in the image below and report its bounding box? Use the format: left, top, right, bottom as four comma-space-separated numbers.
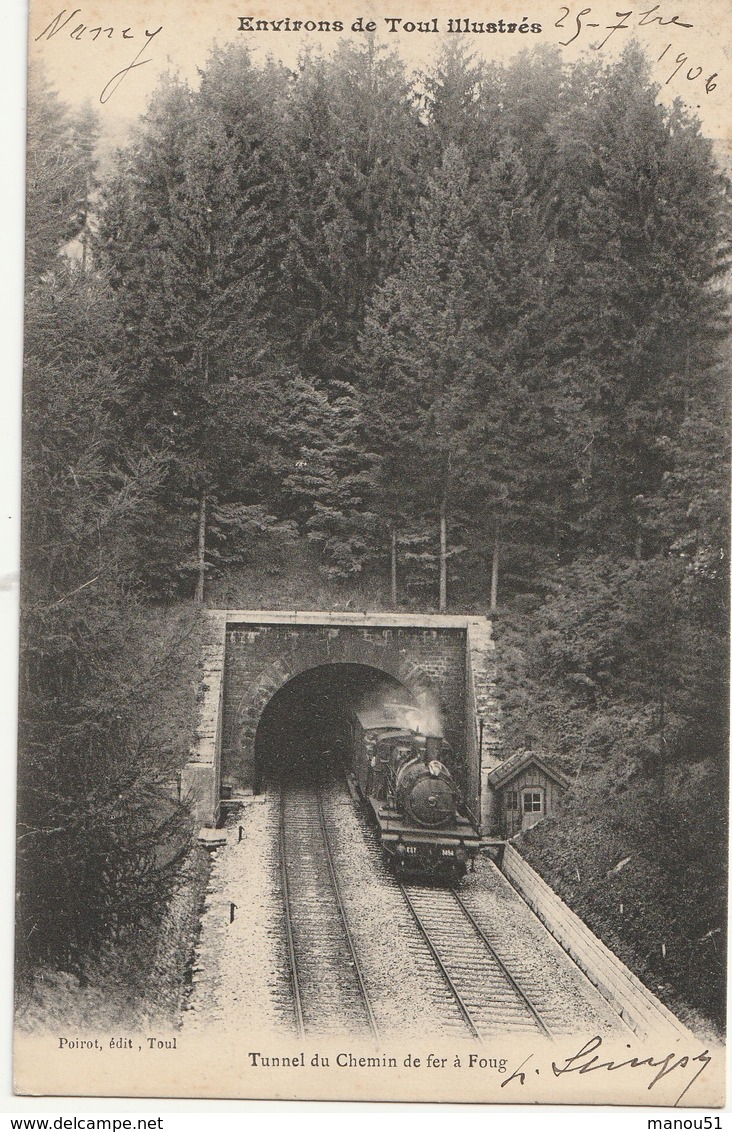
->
348, 704, 481, 876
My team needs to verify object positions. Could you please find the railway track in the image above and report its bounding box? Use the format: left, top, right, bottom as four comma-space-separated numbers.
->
399, 881, 552, 1040
279, 782, 379, 1040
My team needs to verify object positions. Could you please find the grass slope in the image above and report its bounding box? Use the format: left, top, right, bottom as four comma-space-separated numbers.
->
516, 777, 726, 1039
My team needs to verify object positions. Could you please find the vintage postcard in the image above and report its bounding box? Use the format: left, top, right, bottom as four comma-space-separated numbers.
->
14, 0, 730, 1107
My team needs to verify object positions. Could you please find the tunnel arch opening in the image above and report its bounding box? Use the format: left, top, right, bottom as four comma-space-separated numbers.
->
253, 663, 419, 787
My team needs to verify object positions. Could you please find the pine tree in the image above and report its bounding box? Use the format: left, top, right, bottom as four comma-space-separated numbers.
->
422, 39, 502, 169
281, 380, 382, 578
498, 45, 566, 201
279, 41, 425, 387
19, 75, 195, 977
25, 63, 99, 274
360, 145, 489, 608
537, 46, 729, 555
99, 53, 291, 598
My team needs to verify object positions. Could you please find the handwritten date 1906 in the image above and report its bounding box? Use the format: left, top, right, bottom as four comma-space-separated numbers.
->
555, 6, 719, 93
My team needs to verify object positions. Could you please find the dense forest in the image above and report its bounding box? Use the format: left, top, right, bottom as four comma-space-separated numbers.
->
18, 39, 729, 1029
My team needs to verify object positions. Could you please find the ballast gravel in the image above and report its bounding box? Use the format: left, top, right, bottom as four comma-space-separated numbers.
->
183, 780, 627, 1041
183, 793, 292, 1037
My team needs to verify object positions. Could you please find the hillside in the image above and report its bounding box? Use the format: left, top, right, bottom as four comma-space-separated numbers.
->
19, 41, 728, 1034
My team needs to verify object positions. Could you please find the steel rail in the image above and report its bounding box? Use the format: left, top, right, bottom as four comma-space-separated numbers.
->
450, 887, 552, 1038
398, 882, 482, 1040
317, 791, 381, 1043
278, 788, 305, 1038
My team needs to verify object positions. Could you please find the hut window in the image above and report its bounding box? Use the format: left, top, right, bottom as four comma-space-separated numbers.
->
523, 791, 542, 813
506, 790, 519, 810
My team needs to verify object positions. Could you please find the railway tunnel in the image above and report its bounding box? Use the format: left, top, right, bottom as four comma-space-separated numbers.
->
183, 611, 502, 831
253, 663, 417, 787
184, 613, 697, 1053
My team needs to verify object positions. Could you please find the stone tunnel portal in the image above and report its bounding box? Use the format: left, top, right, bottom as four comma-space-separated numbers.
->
184, 612, 499, 830
254, 663, 417, 787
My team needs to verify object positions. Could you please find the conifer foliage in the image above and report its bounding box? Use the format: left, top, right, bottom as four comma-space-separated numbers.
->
19, 66, 200, 977
19, 43, 729, 1023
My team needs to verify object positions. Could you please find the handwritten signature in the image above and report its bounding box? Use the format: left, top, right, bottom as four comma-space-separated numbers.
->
501, 1034, 712, 1107
34, 8, 163, 104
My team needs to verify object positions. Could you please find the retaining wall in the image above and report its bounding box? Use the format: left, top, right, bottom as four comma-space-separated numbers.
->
501, 843, 695, 1041
180, 611, 227, 827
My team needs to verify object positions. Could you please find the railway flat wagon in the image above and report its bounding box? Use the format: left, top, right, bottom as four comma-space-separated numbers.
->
349, 704, 481, 876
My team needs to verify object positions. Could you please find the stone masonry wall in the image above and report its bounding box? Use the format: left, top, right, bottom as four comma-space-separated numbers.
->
222, 621, 467, 793
466, 617, 503, 833
180, 610, 226, 827
180, 611, 501, 825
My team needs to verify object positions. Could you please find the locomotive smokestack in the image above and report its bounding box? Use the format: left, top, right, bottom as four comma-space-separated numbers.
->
425, 736, 442, 763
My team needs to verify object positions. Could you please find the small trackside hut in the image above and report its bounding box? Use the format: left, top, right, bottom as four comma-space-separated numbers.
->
484, 750, 570, 839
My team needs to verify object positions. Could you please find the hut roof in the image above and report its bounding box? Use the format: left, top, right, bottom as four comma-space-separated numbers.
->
485, 750, 571, 791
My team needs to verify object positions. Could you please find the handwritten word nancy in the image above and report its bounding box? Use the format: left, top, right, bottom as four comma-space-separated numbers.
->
555, 5, 719, 93
34, 9, 163, 104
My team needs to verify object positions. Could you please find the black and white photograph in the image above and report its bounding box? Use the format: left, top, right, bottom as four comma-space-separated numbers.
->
12, 0, 730, 1107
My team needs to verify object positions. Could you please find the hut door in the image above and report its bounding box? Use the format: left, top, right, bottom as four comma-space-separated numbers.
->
504, 789, 520, 837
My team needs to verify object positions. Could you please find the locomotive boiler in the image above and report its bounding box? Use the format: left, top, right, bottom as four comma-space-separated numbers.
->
349, 704, 481, 875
